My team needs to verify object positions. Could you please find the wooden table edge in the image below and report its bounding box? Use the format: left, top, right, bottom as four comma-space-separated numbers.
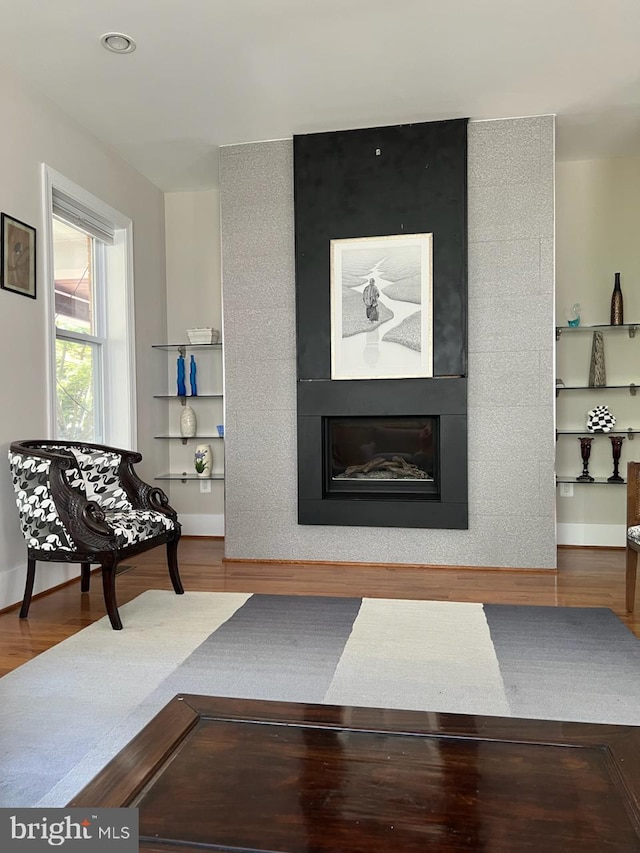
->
68, 693, 640, 813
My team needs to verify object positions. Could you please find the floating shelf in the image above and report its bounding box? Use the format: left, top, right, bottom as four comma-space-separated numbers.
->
153, 344, 225, 484
153, 394, 223, 399
154, 435, 223, 440
152, 342, 222, 351
155, 473, 225, 482
557, 385, 637, 391
556, 323, 637, 339
556, 429, 639, 436
556, 476, 626, 485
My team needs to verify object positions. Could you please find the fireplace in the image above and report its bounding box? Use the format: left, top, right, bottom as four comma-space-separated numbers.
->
297, 377, 467, 529
326, 416, 439, 499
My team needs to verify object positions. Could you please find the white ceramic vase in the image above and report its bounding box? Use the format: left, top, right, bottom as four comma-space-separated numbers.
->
180, 404, 197, 437
194, 443, 212, 478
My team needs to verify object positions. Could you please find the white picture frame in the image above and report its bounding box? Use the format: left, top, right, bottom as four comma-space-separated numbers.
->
330, 233, 433, 380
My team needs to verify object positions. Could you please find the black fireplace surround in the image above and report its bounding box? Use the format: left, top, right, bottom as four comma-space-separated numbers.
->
294, 119, 468, 530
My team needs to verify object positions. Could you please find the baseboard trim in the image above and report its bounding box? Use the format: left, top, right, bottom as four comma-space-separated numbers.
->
557, 522, 626, 548
179, 514, 224, 537
0, 563, 80, 613
558, 544, 626, 551
182, 535, 224, 541
222, 557, 557, 573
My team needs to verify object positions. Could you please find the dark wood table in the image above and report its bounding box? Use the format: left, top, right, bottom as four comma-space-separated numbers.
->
69, 694, 640, 852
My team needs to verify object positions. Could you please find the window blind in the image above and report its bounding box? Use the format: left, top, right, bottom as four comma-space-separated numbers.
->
52, 188, 116, 245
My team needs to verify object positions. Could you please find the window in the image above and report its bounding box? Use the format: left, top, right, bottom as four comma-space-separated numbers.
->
43, 167, 136, 448
53, 218, 105, 441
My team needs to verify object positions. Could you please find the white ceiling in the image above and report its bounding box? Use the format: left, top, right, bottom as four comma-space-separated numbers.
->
1, 0, 639, 191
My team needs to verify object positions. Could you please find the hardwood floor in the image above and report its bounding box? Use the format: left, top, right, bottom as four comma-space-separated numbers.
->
0, 539, 637, 677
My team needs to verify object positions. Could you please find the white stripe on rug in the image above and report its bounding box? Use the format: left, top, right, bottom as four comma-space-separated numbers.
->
324, 599, 510, 716
0, 591, 250, 808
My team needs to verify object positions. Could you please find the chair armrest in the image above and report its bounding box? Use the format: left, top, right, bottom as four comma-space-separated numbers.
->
627, 462, 640, 529
47, 456, 118, 552
119, 460, 178, 520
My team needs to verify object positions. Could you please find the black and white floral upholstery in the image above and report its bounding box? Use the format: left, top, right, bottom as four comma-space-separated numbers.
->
7, 439, 183, 630
47, 445, 133, 511
105, 509, 175, 548
628, 525, 640, 546
70, 448, 134, 511
8, 452, 76, 551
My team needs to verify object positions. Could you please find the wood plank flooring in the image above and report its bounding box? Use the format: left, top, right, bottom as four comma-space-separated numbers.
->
0, 540, 637, 677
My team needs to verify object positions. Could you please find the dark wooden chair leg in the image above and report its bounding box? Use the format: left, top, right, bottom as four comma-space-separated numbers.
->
101, 557, 123, 630
80, 562, 91, 593
626, 545, 638, 613
167, 535, 184, 595
19, 556, 37, 619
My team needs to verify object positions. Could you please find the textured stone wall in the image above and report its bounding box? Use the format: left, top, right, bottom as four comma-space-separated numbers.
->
220, 116, 556, 568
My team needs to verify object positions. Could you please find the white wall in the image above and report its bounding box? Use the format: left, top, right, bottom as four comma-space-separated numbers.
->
0, 64, 168, 609
164, 190, 224, 535
556, 156, 640, 545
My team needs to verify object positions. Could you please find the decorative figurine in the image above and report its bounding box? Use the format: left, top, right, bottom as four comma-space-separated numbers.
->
194, 443, 212, 478
567, 303, 581, 327
180, 403, 197, 438
177, 355, 187, 397
576, 437, 595, 482
608, 435, 625, 483
587, 405, 616, 433
610, 272, 623, 325
588, 331, 606, 387
189, 354, 198, 396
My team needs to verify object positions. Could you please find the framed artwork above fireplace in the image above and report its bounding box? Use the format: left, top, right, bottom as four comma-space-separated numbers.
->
330, 233, 433, 381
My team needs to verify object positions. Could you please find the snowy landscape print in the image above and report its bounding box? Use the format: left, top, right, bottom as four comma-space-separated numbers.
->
330, 233, 433, 380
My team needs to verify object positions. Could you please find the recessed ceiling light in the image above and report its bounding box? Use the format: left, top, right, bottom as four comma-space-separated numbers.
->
100, 33, 136, 54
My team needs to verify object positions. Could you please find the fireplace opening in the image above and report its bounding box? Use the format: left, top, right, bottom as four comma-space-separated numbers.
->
325, 416, 440, 499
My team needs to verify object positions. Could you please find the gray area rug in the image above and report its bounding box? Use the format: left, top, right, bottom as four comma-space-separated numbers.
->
1, 590, 639, 808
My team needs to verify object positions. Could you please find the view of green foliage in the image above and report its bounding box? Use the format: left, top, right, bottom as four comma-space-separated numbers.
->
55, 338, 95, 440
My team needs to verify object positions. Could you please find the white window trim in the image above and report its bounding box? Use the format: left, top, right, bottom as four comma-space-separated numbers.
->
41, 165, 137, 449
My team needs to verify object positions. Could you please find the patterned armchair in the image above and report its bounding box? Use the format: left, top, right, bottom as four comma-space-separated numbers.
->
8, 440, 183, 630
627, 461, 640, 614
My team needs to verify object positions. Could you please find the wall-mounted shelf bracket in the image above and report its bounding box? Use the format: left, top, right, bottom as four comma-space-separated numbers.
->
629, 326, 637, 339
630, 384, 637, 397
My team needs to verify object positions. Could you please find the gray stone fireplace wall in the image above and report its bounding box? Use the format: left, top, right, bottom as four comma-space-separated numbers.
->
220, 116, 556, 569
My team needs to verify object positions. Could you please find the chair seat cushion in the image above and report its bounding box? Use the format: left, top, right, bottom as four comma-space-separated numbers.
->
628, 526, 640, 546
104, 509, 175, 548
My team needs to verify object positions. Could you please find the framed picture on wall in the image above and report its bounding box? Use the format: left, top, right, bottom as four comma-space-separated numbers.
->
1, 212, 36, 300
330, 233, 433, 380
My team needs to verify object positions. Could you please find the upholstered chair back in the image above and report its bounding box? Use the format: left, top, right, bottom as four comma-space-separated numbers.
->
61, 446, 134, 511
8, 450, 76, 552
